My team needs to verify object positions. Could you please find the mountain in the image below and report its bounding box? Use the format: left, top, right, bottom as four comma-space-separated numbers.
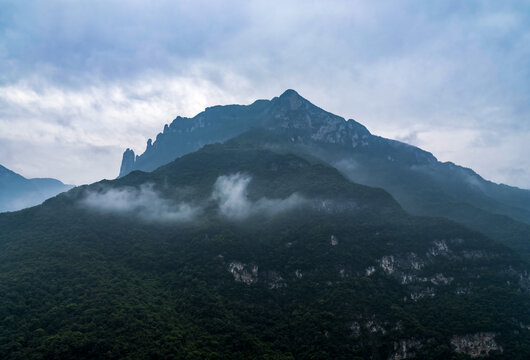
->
1, 142, 529, 359
118, 90, 530, 261
118, 98, 271, 177
0, 164, 73, 212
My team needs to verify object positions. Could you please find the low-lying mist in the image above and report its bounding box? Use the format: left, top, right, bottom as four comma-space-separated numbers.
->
212, 173, 307, 220
80, 173, 308, 223
81, 184, 201, 222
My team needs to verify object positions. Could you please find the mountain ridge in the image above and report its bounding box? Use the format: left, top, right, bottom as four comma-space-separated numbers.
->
0, 164, 73, 212
116, 90, 530, 260
118, 89, 442, 177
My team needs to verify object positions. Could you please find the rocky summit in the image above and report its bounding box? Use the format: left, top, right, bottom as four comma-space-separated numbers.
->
118, 90, 530, 262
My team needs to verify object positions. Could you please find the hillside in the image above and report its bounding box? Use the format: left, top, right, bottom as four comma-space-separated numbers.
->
1, 143, 529, 359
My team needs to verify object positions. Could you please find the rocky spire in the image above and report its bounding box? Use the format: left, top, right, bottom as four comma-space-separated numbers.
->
118, 148, 136, 178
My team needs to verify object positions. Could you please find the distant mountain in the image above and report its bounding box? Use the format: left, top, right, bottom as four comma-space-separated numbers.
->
0, 164, 73, 212
118, 90, 530, 260
1, 142, 529, 358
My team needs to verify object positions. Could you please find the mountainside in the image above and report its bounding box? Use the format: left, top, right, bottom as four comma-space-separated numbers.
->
118, 90, 530, 260
1, 143, 530, 359
0, 164, 73, 212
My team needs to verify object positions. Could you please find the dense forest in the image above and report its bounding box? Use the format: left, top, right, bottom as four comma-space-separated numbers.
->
1, 143, 529, 359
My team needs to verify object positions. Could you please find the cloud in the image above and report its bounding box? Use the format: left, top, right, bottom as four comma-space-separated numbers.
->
395, 131, 420, 146
0, 1, 529, 187
0, 71, 251, 184
212, 173, 307, 220
212, 173, 252, 219
80, 174, 307, 223
81, 184, 200, 222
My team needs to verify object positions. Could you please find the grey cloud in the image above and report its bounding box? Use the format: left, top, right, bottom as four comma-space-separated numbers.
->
333, 159, 359, 175
395, 131, 420, 146
0, 0, 247, 85
0, 1, 529, 188
0, 74, 242, 184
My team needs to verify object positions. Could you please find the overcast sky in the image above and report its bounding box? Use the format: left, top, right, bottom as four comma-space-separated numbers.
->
0, 0, 529, 188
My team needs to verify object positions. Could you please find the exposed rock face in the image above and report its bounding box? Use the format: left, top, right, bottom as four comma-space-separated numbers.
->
227, 263, 290, 288
408, 287, 435, 301
365, 319, 387, 335
379, 255, 396, 274
347, 321, 361, 337
428, 240, 450, 257
117, 89, 377, 178
264, 89, 373, 149
450, 333, 502, 358
365, 266, 376, 276
119, 148, 136, 177
265, 271, 286, 289
430, 273, 453, 285
228, 262, 258, 284
362, 240, 511, 303
388, 339, 423, 360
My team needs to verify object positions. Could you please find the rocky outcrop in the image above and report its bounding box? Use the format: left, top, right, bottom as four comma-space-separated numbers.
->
117, 89, 375, 177
388, 339, 423, 360
450, 333, 502, 358
379, 255, 396, 274
119, 148, 136, 177
347, 321, 361, 337
228, 261, 258, 284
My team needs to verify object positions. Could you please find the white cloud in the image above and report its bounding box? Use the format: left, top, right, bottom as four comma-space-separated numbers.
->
80, 173, 307, 222
0, 69, 255, 184
212, 173, 307, 220
81, 184, 201, 222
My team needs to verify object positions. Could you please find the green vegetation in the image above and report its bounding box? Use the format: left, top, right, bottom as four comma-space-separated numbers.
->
0, 144, 529, 359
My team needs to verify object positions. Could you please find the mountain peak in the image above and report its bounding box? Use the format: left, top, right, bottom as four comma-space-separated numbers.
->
279, 89, 301, 98
0, 164, 72, 212
0, 163, 24, 179
277, 89, 306, 111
